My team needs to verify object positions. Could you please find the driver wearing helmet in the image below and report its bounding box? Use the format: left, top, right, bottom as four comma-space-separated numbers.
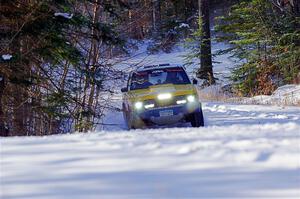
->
132, 73, 152, 89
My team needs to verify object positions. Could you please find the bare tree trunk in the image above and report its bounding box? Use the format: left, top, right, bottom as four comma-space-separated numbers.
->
269, 0, 299, 14
0, 75, 8, 136
12, 85, 26, 135
80, 0, 102, 132
197, 0, 215, 85
86, 1, 102, 132
152, 0, 161, 34
292, 0, 300, 16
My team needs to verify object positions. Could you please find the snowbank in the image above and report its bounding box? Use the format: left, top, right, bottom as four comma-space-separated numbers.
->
243, 84, 300, 106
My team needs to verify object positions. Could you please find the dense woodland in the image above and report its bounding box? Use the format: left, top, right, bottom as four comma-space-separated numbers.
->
1, 0, 299, 136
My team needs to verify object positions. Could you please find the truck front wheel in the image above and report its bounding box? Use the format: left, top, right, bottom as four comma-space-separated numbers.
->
190, 109, 204, 127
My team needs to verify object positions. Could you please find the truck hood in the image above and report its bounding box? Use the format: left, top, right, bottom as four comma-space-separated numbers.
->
128, 84, 196, 101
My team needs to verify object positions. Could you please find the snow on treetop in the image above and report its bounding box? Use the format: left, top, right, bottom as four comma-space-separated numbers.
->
2, 54, 12, 60
179, 23, 190, 28
54, 12, 73, 19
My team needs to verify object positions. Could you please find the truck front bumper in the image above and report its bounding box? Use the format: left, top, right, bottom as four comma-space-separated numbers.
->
132, 103, 201, 127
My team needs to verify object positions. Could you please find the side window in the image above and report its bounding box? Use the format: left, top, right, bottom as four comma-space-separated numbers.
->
177, 72, 183, 82
180, 71, 191, 84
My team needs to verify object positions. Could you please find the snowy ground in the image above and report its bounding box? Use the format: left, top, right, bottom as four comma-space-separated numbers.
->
1, 102, 300, 199
1, 41, 300, 198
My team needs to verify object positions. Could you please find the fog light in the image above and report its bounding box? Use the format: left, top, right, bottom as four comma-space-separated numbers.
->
187, 95, 195, 102
134, 102, 143, 109
176, 100, 187, 105
144, 104, 155, 109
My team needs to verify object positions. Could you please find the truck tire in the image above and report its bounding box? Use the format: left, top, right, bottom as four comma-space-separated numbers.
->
191, 109, 204, 127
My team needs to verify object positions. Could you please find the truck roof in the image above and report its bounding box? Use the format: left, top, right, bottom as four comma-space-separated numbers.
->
136, 64, 185, 72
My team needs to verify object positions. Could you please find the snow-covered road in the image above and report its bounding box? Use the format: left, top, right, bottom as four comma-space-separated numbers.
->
1, 102, 300, 199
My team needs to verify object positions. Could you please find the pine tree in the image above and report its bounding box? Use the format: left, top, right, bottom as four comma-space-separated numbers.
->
197, 0, 215, 85
184, 0, 215, 86
0, 0, 127, 136
1, 0, 83, 135
216, 0, 300, 96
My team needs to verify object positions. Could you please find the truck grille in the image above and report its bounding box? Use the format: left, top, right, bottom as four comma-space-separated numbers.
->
144, 95, 186, 109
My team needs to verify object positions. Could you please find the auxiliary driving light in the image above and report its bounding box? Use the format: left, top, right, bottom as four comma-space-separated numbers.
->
187, 95, 196, 102
134, 101, 143, 109
157, 93, 172, 100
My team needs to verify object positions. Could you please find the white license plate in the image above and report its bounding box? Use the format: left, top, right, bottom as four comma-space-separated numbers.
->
159, 110, 174, 117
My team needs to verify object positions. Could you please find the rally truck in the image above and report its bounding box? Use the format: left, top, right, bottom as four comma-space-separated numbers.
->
121, 64, 204, 129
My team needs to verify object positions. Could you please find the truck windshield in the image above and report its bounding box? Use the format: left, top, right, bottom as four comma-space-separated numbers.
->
130, 67, 191, 90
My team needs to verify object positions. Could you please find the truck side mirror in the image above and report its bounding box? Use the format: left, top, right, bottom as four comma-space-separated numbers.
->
121, 87, 128, 93
192, 78, 198, 85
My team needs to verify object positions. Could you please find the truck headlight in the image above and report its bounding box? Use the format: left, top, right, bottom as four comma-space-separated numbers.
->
187, 95, 196, 102
144, 103, 155, 109
134, 101, 143, 109
176, 99, 187, 105
157, 93, 172, 100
